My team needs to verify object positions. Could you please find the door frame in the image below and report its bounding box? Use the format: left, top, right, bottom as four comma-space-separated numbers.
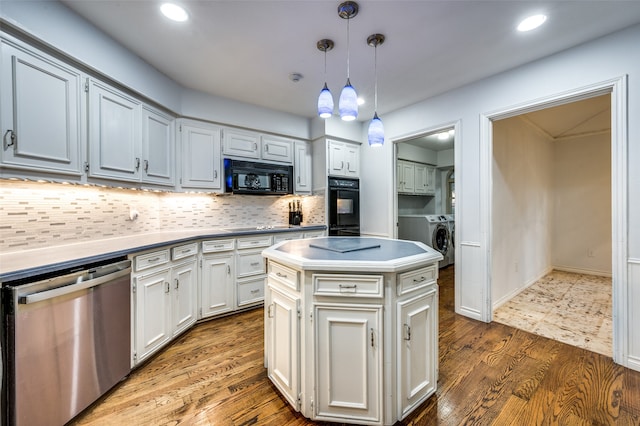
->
479, 76, 628, 365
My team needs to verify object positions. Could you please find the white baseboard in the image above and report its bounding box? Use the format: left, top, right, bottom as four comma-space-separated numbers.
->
552, 265, 612, 277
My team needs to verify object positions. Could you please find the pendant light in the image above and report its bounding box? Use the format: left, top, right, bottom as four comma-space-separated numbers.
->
317, 39, 335, 118
367, 34, 385, 147
338, 1, 358, 121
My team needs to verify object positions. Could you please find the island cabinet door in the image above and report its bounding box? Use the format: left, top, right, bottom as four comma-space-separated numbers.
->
314, 304, 383, 425
397, 286, 438, 419
266, 284, 300, 411
200, 254, 235, 318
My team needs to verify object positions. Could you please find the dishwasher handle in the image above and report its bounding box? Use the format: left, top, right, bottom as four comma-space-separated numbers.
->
19, 266, 131, 305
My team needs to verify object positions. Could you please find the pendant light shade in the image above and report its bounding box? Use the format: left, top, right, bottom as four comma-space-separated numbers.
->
367, 33, 385, 147
368, 112, 384, 147
316, 39, 334, 118
339, 79, 358, 121
338, 1, 358, 121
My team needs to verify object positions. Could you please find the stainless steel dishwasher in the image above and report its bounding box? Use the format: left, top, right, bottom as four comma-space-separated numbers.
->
2, 258, 132, 426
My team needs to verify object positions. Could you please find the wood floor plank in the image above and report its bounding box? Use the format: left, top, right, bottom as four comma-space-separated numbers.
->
70, 266, 640, 426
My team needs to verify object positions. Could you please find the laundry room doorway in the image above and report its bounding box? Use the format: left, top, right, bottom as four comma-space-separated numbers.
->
484, 80, 627, 361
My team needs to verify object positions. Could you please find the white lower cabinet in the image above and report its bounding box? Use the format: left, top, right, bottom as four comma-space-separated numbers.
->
134, 266, 172, 365
171, 259, 198, 336
132, 243, 198, 365
266, 283, 301, 410
315, 304, 383, 424
397, 287, 438, 419
200, 252, 235, 318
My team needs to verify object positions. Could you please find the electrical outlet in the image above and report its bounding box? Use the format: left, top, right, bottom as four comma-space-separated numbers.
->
129, 207, 139, 221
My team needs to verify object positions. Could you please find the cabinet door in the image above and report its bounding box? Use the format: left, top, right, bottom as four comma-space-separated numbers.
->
0, 40, 82, 175
344, 143, 360, 178
294, 141, 312, 193
328, 140, 346, 176
262, 135, 293, 163
180, 122, 222, 189
200, 254, 235, 318
134, 268, 172, 364
400, 161, 415, 193
425, 166, 436, 195
315, 304, 382, 424
222, 128, 260, 159
172, 260, 198, 336
88, 79, 142, 181
142, 106, 174, 186
266, 284, 300, 411
414, 163, 428, 194
397, 287, 438, 419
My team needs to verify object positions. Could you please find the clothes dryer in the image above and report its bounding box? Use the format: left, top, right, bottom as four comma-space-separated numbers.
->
398, 214, 451, 267
444, 214, 455, 266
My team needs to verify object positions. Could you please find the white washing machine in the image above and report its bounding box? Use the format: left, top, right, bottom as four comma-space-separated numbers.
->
444, 214, 455, 266
398, 214, 451, 268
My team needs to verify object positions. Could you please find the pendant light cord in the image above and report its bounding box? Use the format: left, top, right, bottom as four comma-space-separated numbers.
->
346, 17, 351, 80
374, 43, 378, 112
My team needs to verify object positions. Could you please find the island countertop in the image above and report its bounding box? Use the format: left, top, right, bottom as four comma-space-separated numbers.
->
262, 236, 443, 272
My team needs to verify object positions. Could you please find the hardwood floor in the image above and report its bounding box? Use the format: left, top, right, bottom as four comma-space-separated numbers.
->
71, 266, 640, 425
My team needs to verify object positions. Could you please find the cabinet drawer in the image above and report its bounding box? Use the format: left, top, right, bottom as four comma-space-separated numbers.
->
303, 230, 324, 239
273, 233, 302, 244
134, 249, 170, 272
236, 250, 266, 278
237, 235, 273, 249
313, 274, 383, 298
171, 242, 198, 261
202, 238, 235, 253
268, 261, 299, 291
397, 265, 437, 296
237, 277, 265, 307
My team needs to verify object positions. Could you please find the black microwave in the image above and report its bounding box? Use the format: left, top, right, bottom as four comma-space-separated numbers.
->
224, 159, 293, 195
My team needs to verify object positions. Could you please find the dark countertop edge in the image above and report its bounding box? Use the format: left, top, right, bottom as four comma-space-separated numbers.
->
0, 225, 326, 284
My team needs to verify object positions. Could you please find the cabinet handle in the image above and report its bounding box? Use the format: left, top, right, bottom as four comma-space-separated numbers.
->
254, 142, 258, 151
264, 144, 268, 152
346, 162, 351, 171
175, 278, 179, 290
412, 276, 426, 283
214, 170, 218, 179
148, 257, 160, 262
227, 265, 231, 275
338, 284, 357, 292
403, 323, 411, 341
181, 249, 191, 254
3, 129, 16, 149
135, 157, 140, 170
250, 262, 260, 267
341, 161, 344, 169
297, 176, 301, 183
250, 289, 260, 294
165, 282, 170, 293
371, 328, 375, 348
276, 272, 288, 279
144, 159, 149, 172
267, 303, 274, 318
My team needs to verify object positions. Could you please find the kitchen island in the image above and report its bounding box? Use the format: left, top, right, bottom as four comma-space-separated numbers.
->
262, 237, 443, 425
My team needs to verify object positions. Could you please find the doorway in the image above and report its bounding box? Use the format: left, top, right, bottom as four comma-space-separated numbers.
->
490, 94, 613, 356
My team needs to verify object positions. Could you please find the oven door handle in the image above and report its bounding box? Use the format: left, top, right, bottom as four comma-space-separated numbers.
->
19, 267, 131, 305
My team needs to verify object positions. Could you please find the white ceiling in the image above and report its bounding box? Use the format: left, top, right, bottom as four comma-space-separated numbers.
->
59, 0, 640, 124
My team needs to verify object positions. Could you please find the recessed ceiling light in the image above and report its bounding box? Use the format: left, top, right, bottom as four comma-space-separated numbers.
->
517, 14, 547, 32
161, 3, 188, 22
357, 97, 365, 106
437, 132, 450, 140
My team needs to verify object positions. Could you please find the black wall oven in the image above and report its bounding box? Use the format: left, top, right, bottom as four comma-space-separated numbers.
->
328, 176, 360, 236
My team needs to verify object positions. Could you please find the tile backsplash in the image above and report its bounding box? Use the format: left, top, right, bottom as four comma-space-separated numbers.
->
0, 180, 325, 251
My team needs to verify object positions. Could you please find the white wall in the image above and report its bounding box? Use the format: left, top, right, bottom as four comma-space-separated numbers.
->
553, 132, 612, 275
360, 23, 640, 370
491, 117, 554, 307
397, 144, 437, 164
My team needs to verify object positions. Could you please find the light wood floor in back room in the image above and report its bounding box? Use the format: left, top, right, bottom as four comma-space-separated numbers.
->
71, 266, 640, 426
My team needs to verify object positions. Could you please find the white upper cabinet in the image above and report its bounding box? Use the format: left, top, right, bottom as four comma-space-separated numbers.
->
141, 106, 175, 186
261, 134, 293, 163
328, 139, 359, 178
179, 119, 222, 190
0, 37, 82, 176
88, 79, 142, 182
294, 140, 312, 193
222, 128, 260, 159
397, 160, 435, 195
